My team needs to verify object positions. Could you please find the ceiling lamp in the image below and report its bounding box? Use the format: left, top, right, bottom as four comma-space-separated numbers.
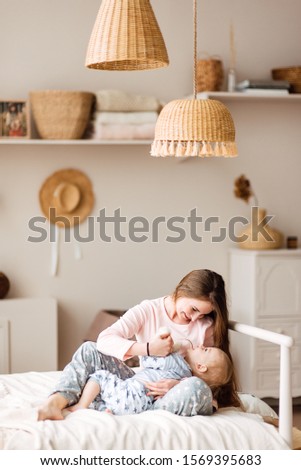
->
85, 0, 169, 71
151, 0, 238, 158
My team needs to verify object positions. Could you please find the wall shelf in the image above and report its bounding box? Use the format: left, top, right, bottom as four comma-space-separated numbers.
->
198, 91, 301, 101
1, 93, 300, 146
0, 139, 153, 146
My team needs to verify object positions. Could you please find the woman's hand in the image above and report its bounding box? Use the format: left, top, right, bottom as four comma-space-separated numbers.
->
148, 332, 174, 357
144, 379, 179, 400
126, 332, 173, 358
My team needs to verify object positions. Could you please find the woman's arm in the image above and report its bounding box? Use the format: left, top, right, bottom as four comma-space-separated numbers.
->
96, 304, 145, 360
96, 300, 174, 360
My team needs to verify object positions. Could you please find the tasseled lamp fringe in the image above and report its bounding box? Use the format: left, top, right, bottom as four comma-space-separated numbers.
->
151, 140, 238, 158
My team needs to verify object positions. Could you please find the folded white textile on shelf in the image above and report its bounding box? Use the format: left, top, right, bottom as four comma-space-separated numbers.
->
91, 123, 155, 140
94, 111, 158, 125
96, 89, 162, 112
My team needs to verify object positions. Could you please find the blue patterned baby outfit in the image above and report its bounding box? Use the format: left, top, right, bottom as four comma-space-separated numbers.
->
88, 353, 212, 415
53, 341, 213, 416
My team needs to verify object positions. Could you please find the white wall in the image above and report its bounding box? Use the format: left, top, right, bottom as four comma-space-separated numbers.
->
1, 0, 301, 367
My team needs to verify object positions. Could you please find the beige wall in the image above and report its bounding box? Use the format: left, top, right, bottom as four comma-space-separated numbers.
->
1, 0, 301, 367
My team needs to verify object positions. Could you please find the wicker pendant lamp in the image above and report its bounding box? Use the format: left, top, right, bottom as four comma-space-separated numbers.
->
151, 0, 238, 158
85, 0, 169, 71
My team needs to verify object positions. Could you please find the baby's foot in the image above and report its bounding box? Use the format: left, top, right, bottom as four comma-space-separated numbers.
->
37, 404, 64, 421
67, 404, 85, 412
263, 416, 279, 427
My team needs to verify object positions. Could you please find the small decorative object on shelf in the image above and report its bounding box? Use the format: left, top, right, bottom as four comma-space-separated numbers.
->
0, 272, 10, 299
272, 66, 301, 93
236, 79, 290, 95
30, 90, 95, 140
227, 22, 237, 92
227, 68, 236, 93
233, 174, 284, 250
196, 56, 224, 92
287, 236, 298, 249
0, 101, 30, 139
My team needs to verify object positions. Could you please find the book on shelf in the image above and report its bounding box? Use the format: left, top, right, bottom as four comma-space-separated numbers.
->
236, 79, 291, 91
240, 88, 289, 96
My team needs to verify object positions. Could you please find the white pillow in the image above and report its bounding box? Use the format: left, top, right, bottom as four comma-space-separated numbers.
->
238, 393, 278, 418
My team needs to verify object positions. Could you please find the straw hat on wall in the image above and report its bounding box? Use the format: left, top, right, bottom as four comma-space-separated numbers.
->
39, 168, 94, 227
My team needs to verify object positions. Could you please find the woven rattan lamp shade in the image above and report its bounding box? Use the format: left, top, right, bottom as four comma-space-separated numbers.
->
151, 0, 237, 158
85, 0, 169, 71
151, 98, 238, 157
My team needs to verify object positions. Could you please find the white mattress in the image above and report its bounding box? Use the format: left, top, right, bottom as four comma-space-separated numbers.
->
0, 371, 289, 450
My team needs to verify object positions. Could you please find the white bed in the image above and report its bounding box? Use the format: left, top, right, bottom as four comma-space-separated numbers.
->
0, 322, 294, 450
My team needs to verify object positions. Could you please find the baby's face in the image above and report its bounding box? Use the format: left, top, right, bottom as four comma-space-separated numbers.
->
185, 345, 221, 367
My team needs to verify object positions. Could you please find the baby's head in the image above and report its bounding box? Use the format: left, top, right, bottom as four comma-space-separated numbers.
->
184, 345, 233, 388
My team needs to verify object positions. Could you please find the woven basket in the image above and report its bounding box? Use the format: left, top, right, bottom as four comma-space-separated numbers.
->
197, 58, 224, 92
272, 66, 301, 93
30, 91, 95, 139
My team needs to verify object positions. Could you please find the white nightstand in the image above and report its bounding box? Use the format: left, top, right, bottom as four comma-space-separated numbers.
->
229, 249, 301, 398
0, 297, 58, 373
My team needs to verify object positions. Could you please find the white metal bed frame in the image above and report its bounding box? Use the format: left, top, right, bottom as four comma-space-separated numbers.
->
229, 320, 294, 448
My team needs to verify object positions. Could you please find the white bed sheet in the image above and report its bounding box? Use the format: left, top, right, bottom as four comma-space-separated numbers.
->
0, 370, 289, 450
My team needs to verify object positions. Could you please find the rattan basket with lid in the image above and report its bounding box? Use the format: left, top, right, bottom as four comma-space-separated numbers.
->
197, 58, 224, 92
30, 90, 95, 139
271, 66, 301, 93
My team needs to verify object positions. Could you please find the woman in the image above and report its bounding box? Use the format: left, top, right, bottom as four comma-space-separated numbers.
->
38, 269, 240, 420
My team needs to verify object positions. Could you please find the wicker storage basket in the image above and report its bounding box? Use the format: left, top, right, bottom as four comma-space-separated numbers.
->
30, 90, 95, 139
271, 67, 301, 93
197, 58, 224, 92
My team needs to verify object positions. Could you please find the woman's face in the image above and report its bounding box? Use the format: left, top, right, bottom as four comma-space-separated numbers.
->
175, 297, 213, 324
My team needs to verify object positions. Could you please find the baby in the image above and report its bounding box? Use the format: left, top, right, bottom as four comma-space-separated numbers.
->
68, 333, 233, 416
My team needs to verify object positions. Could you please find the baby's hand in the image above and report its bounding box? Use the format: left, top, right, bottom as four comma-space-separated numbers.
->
157, 327, 170, 338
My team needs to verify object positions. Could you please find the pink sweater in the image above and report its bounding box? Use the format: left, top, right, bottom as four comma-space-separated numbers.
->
97, 297, 214, 361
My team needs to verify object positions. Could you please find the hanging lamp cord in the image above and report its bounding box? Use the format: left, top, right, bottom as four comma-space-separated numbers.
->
193, 0, 198, 99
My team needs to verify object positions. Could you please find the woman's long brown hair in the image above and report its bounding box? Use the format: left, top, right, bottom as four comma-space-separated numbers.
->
173, 269, 241, 408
